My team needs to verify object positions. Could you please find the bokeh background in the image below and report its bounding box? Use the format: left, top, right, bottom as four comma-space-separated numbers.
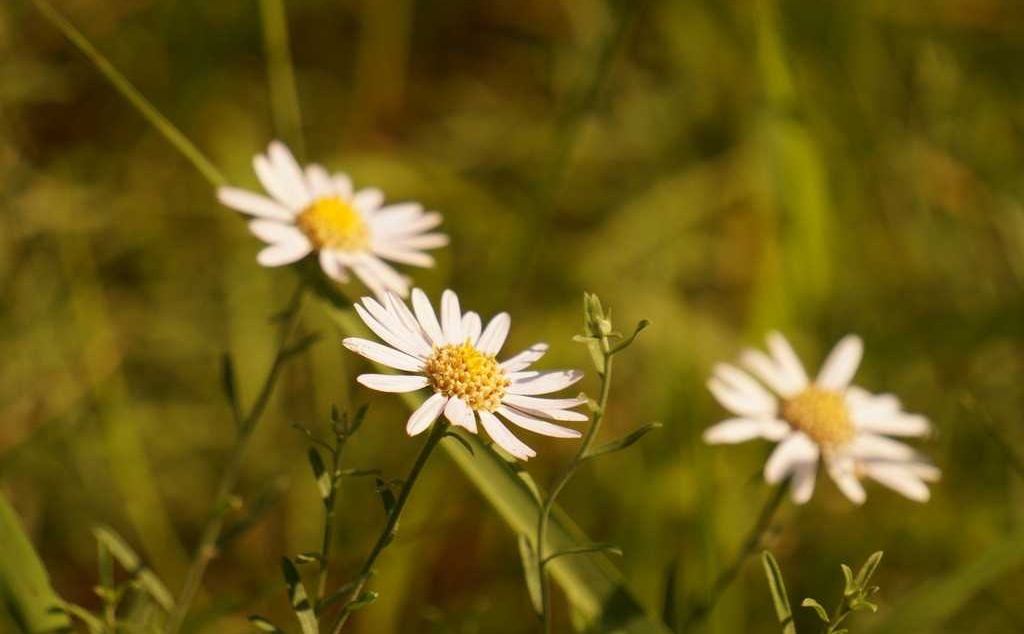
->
3, 0, 1024, 632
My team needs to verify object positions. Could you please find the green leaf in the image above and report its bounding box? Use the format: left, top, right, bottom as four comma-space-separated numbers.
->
61, 602, 105, 634
249, 615, 285, 633
801, 598, 829, 622
761, 551, 796, 634
660, 560, 678, 631
610, 319, 650, 354
280, 558, 318, 634
855, 551, 884, 589
221, 353, 241, 424
586, 423, 662, 459
92, 525, 175, 612
295, 552, 324, 564
308, 447, 331, 503
841, 563, 856, 597
375, 478, 397, 516
517, 535, 543, 615
345, 591, 378, 611
443, 430, 475, 455
0, 493, 71, 634
543, 543, 622, 565
281, 332, 322, 360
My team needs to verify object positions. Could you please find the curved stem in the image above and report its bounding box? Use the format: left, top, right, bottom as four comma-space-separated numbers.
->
682, 481, 788, 629
165, 285, 306, 634
330, 420, 449, 634
537, 336, 613, 633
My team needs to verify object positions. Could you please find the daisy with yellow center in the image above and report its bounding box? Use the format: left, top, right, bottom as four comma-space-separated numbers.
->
342, 289, 586, 460
216, 141, 448, 298
704, 332, 939, 505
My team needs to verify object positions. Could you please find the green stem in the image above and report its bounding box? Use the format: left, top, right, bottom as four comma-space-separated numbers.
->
682, 481, 788, 629
536, 335, 614, 633
316, 435, 346, 605
164, 285, 307, 634
30, 0, 227, 188
329, 420, 449, 634
258, 0, 305, 159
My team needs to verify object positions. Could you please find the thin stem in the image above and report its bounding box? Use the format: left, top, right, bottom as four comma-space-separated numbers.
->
682, 481, 788, 629
164, 284, 307, 634
258, 0, 305, 159
536, 335, 614, 634
30, 0, 227, 188
329, 420, 449, 634
316, 435, 346, 605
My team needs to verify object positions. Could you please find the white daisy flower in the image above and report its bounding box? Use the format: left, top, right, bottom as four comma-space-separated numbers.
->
342, 289, 587, 460
704, 332, 940, 505
216, 141, 448, 298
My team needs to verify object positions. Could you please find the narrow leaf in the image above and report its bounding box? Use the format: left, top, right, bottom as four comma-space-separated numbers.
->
801, 597, 829, 622
375, 478, 397, 516
443, 430, 475, 455
308, 448, 331, 503
586, 422, 662, 459
345, 591, 379, 612
610, 319, 650, 354
249, 615, 285, 633
854, 551, 884, 589
543, 543, 623, 565
761, 551, 796, 634
661, 559, 678, 631
282, 332, 322, 360
221, 353, 241, 424
517, 535, 543, 615
280, 558, 318, 634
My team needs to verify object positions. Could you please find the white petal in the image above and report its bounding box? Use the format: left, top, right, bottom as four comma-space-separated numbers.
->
848, 434, 918, 461
855, 413, 931, 437
712, 364, 778, 416
217, 187, 294, 221
353, 256, 410, 298
703, 418, 790, 445
827, 457, 866, 505
256, 240, 312, 266
863, 463, 931, 502
378, 212, 443, 236
342, 337, 425, 372
443, 396, 477, 432
354, 303, 428, 359
357, 374, 429, 393
707, 377, 775, 418
496, 406, 581, 439
501, 343, 548, 372
370, 242, 435, 268
353, 187, 384, 213
384, 292, 431, 354
462, 312, 482, 345
248, 219, 303, 244
360, 296, 424, 353
304, 164, 334, 198
319, 250, 349, 282
440, 289, 464, 344
502, 394, 587, 412
766, 332, 809, 393
508, 370, 583, 396
370, 202, 423, 227
477, 313, 511, 355
392, 232, 449, 250
478, 410, 536, 460
816, 335, 863, 391
764, 433, 818, 484
740, 349, 802, 397
790, 463, 818, 504
407, 393, 447, 436
267, 141, 312, 207
411, 288, 444, 345
332, 173, 354, 200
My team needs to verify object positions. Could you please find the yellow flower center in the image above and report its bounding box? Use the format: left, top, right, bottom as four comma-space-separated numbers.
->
296, 197, 369, 251
781, 386, 855, 447
424, 342, 510, 412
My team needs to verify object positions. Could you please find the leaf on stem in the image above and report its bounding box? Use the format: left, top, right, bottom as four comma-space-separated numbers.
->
308, 447, 332, 504
280, 558, 318, 634
443, 430, 475, 455
542, 543, 622, 565
92, 526, 174, 612
761, 551, 796, 634
281, 332, 322, 360
855, 551, 884, 589
801, 597, 830, 622
249, 615, 285, 633
221, 353, 241, 425
586, 422, 662, 459
345, 590, 379, 611
375, 478, 397, 516
610, 320, 650, 355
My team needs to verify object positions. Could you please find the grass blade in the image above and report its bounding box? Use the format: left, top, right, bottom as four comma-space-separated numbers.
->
761, 551, 796, 634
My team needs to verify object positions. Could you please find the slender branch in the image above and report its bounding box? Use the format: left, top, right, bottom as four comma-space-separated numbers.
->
30, 0, 227, 188
164, 284, 307, 634
682, 481, 788, 629
316, 434, 346, 605
329, 420, 449, 634
536, 335, 614, 634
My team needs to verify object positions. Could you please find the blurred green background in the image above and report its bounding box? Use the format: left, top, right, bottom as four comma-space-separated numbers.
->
3, 0, 1024, 632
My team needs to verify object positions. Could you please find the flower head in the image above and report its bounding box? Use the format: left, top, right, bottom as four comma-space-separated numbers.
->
704, 332, 939, 505
216, 141, 448, 298
343, 289, 587, 460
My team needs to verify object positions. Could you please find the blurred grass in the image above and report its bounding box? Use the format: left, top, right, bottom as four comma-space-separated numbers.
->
3, 0, 1024, 632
